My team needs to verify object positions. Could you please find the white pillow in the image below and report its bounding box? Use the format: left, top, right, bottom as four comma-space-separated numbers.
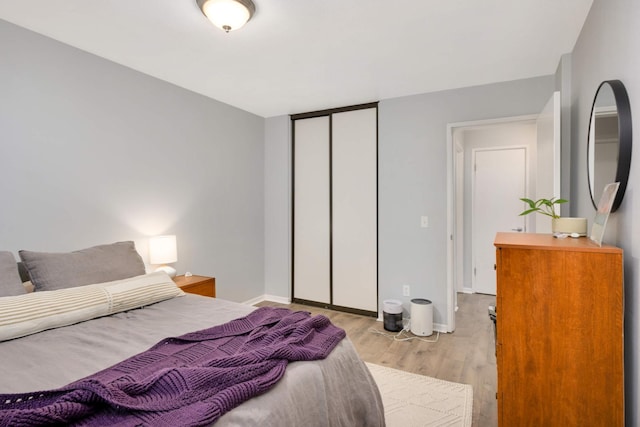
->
0, 271, 184, 342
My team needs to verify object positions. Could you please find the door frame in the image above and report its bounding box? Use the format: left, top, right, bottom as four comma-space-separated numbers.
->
291, 102, 379, 318
446, 115, 537, 332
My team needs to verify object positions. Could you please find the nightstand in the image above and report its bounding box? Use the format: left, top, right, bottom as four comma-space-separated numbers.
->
173, 275, 216, 297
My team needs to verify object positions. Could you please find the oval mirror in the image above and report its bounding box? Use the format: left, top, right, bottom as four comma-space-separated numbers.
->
587, 80, 632, 212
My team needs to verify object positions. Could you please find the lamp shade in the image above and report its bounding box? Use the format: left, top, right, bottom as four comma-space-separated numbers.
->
197, 0, 256, 33
149, 235, 177, 265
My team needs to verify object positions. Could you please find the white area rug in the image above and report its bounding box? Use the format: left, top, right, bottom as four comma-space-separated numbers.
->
366, 363, 473, 427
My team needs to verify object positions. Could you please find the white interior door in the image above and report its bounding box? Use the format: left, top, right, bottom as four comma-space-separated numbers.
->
535, 91, 561, 233
332, 108, 378, 312
293, 116, 331, 303
472, 147, 526, 295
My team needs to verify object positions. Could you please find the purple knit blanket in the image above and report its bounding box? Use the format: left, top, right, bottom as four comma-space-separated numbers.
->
0, 307, 346, 427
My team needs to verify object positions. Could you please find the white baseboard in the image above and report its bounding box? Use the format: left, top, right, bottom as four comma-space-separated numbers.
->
375, 316, 449, 334
246, 298, 448, 334
433, 323, 448, 333
264, 294, 291, 304
243, 298, 450, 334
461, 287, 474, 294
241, 295, 264, 306
242, 294, 291, 306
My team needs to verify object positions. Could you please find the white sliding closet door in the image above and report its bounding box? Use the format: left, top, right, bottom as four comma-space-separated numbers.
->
293, 116, 331, 304
332, 108, 377, 312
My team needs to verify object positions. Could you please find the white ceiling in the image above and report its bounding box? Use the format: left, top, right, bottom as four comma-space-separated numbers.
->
0, 1, 593, 118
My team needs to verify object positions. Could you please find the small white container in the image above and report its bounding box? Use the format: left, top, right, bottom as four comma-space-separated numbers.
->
410, 298, 433, 336
552, 217, 588, 235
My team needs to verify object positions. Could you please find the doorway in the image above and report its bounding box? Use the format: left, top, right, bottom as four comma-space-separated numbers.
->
445, 115, 538, 331
459, 122, 535, 296
446, 96, 560, 331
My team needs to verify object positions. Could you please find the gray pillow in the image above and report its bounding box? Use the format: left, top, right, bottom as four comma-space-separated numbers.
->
17, 262, 31, 283
0, 251, 26, 297
19, 241, 146, 292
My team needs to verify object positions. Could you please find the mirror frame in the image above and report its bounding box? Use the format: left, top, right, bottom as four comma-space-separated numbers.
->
587, 79, 632, 212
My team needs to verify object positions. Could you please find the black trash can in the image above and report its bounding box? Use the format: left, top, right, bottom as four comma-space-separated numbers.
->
383, 299, 403, 332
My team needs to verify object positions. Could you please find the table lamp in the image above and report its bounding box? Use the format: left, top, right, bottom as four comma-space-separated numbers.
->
149, 235, 178, 278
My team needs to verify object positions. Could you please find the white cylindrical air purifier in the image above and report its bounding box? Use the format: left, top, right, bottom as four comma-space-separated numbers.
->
383, 299, 403, 332
410, 298, 433, 336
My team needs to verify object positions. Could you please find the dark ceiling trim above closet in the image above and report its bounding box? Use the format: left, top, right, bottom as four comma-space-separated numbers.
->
290, 101, 379, 120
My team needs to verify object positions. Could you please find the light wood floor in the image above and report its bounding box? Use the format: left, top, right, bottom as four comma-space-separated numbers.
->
257, 293, 497, 427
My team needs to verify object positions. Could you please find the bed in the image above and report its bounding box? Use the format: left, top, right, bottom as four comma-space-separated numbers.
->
0, 243, 385, 426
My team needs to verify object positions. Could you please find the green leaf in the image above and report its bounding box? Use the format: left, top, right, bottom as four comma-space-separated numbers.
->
520, 198, 536, 208
519, 208, 539, 216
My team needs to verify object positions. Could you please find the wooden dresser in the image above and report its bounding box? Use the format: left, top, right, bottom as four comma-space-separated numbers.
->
494, 232, 623, 426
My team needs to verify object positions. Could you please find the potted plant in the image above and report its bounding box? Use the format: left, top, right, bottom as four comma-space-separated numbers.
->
519, 197, 567, 219
519, 197, 587, 235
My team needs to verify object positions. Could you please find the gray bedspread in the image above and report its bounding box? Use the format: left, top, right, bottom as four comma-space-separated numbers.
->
0, 294, 385, 426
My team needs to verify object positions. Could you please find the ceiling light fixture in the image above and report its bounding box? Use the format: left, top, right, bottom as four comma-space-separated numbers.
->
196, 0, 256, 33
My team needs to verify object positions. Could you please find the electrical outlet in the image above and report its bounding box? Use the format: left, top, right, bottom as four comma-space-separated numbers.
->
403, 285, 410, 297
421, 216, 429, 228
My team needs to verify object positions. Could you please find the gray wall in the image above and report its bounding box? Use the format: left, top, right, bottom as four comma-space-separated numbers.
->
264, 115, 290, 299
264, 76, 555, 325
568, 0, 640, 423
378, 78, 553, 324
0, 19, 265, 302
555, 53, 573, 216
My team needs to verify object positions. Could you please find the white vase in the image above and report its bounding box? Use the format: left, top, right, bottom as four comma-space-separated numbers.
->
551, 217, 588, 235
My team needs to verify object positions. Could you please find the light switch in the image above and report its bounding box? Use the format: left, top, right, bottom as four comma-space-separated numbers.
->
421, 216, 429, 228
